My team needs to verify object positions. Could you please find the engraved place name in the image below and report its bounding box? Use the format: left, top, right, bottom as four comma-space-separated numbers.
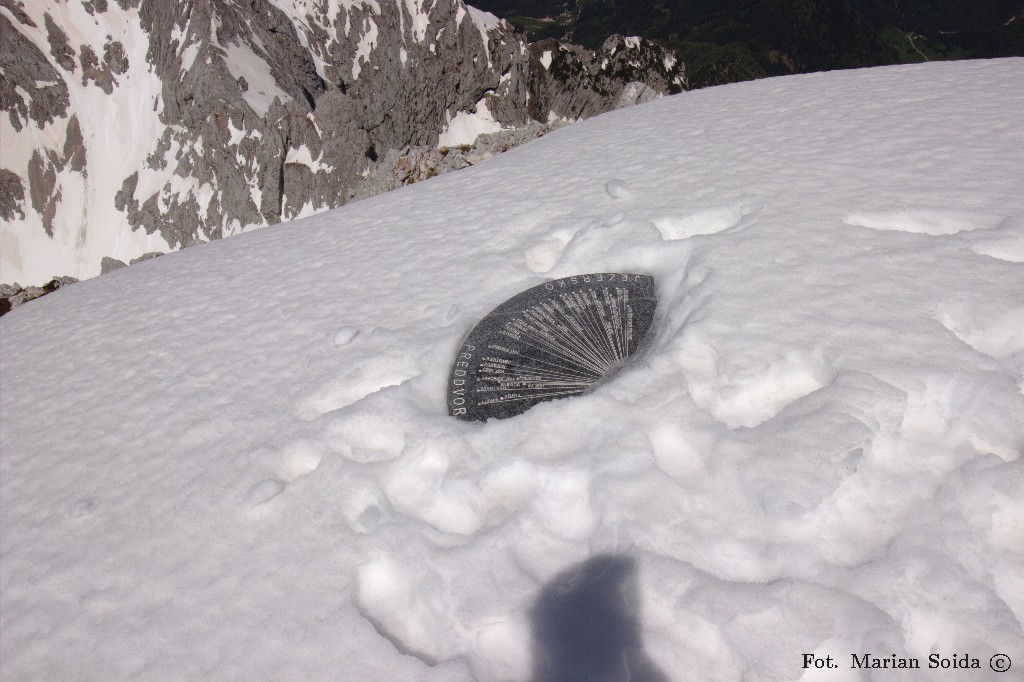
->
449, 344, 476, 416
448, 273, 657, 421
541, 273, 642, 290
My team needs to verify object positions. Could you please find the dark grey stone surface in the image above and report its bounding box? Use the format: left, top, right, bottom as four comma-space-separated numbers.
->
449, 273, 657, 421
100, 256, 127, 274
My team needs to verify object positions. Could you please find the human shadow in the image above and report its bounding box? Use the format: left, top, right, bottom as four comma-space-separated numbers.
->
529, 554, 670, 682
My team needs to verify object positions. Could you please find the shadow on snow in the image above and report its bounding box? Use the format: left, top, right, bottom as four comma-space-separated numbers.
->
529, 553, 668, 682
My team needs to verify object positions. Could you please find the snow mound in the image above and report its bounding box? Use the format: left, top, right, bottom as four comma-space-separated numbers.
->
2, 59, 1023, 680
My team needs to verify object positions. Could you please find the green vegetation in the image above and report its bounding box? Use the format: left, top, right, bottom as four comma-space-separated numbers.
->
472, 0, 571, 22
504, 14, 571, 41
470, 0, 1023, 89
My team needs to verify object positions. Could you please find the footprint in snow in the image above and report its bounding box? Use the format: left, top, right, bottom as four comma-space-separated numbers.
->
934, 304, 1024, 365
296, 356, 419, 420
333, 326, 360, 347
321, 410, 406, 463
178, 416, 233, 449
674, 336, 835, 429
970, 236, 1024, 263
279, 440, 323, 480
243, 441, 324, 507
67, 497, 98, 520
524, 210, 637, 273
713, 354, 834, 429
652, 204, 752, 241
968, 215, 1024, 262
421, 302, 460, 324
525, 231, 577, 273
246, 478, 286, 506
899, 372, 1024, 461
605, 179, 632, 200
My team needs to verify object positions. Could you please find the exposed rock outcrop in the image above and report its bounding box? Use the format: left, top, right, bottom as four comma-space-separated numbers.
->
0, 276, 78, 317
525, 36, 684, 121
352, 120, 567, 199
1, 10, 70, 132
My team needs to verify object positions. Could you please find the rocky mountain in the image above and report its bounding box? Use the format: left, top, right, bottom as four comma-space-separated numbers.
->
0, 0, 684, 286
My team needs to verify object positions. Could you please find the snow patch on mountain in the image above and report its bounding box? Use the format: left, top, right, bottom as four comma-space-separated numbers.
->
439, 98, 507, 147
465, 5, 501, 58
224, 41, 293, 114
351, 14, 379, 79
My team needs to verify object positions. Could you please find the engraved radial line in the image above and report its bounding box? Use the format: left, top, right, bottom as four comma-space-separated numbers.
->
556, 294, 614, 369
513, 324, 608, 376
476, 378, 591, 393
479, 389, 587, 403
618, 288, 626, 356
479, 363, 593, 388
592, 290, 621, 362
609, 288, 626, 359
496, 383, 590, 392
477, 385, 588, 394
499, 323, 602, 374
574, 290, 617, 365
602, 294, 620, 361
586, 289, 621, 362
608, 288, 627, 359
622, 289, 630, 356
487, 378, 593, 391
623, 288, 633, 356
510, 368, 598, 385
516, 332, 605, 377
562, 292, 605, 360
614, 288, 628, 358
477, 377, 587, 388
611, 288, 626, 358
545, 307, 606, 373
480, 365, 596, 386
490, 344, 602, 382
488, 364, 593, 382
522, 306, 585, 355
559, 317, 610, 373
507, 348, 601, 380
538, 301, 610, 371
560, 294, 608, 365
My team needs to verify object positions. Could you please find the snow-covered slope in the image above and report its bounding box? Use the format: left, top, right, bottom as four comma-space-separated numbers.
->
2, 59, 1023, 680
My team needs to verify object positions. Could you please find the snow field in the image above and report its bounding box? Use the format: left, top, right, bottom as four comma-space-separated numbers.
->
2, 59, 1024, 680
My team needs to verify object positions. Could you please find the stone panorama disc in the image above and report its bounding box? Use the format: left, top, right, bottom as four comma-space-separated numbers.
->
448, 273, 657, 421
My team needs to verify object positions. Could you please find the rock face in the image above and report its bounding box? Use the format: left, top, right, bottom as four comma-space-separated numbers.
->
0, 276, 78, 317
1, 0, 684, 286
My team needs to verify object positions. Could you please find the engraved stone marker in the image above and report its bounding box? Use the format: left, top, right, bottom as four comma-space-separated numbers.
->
448, 273, 657, 421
